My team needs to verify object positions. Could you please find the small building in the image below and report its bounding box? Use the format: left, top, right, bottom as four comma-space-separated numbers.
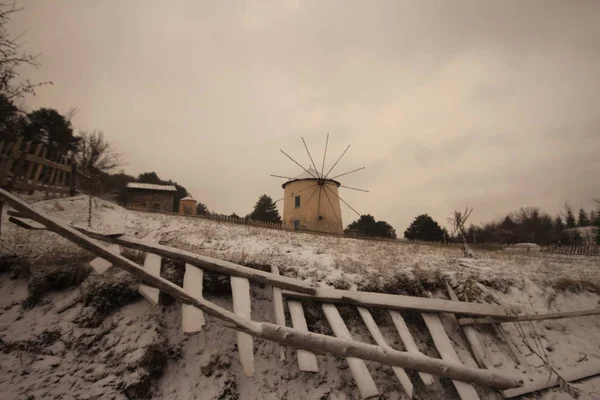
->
126, 182, 177, 212
281, 167, 343, 234
179, 196, 197, 215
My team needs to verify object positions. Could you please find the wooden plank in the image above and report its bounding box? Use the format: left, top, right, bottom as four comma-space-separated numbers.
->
283, 288, 509, 318
74, 228, 316, 295
230, 276, 255, 377
0, 137, 22, 186
60, 156, 68, 188
32, 146, 47, 187
0, 188, 522, 390
422, 313, 480, 400
322, 303, 379, 399
11, 181, 71, 194
389, 310, 435, 386
287, 300, 319, 372
271, 265, 287, 361
8, 216, 47, 230
8, 141, 31, 189
25, 143, 43, 183
23, 152, 71, 172
182, 263, 205, 333
445, 282, 489, 369
502, 363, 600, 398
89, 243, 121, 274
357, 306, 414, 398
138, 253, 161, 305
459, 308, 600, 326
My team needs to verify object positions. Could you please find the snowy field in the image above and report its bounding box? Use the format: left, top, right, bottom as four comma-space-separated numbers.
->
2, 195, 600, 289
2, 194, 600, 399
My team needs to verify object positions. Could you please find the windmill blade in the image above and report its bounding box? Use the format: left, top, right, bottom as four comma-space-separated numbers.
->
274, 182, 319, 203
340, 185, 369, 193
270, 174, 296, 180
280, 150, 318, 179
317, 186, 322, 215
302, 137, 320, 178
322, 185, 337, 216
323, 145, 350, 179
320, 133, 329, 178
324, 184, 361, 217
304, 184, 320, 204
329, 166, 365, 181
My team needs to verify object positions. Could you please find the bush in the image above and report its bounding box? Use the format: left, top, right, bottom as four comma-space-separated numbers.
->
23, 263, 91, 308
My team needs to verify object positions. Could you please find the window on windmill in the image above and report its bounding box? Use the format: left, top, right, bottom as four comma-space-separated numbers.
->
318, 215, 323, 221
294, 195, 301, 208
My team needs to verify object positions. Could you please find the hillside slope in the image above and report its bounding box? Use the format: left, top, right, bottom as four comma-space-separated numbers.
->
1, 195, 600, 399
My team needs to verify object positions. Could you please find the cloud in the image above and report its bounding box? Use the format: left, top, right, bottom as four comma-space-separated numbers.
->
9, 0, 600, 232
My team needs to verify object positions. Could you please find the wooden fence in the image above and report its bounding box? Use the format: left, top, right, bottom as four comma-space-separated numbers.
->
7, 187, 600, 399
544, 244, 600, 256
0, 136, 76, 196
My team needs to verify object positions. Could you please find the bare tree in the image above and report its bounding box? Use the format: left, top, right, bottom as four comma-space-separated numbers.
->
74, 130, 122, 228
75, 130, 122, 176
448, 207, 474, 258
0, 2, 51, 100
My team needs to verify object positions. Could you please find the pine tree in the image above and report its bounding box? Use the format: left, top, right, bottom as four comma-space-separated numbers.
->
404, 214, 445, 242
578, 208, 590, 227
594, 202, 600, 245
248, 194, 281, 223
565, 205, 576, 228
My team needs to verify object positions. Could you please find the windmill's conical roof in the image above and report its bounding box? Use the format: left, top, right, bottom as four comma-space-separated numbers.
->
282, 167, 341, 189
292, 167, 320, 180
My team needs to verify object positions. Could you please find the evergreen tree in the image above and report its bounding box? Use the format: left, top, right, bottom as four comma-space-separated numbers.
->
578, 208, 590, 227
565, 204, 576, 228
248, 194, 281, 223
346, 214, 397, 239
196, 202, 209, 216
594, 202, 600, 245
404, 214, 445, 242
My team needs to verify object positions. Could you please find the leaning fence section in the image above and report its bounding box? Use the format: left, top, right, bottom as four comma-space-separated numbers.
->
0, 136, 76, 196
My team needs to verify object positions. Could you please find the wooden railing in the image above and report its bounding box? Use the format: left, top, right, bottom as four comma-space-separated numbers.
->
0, 136, 76, 196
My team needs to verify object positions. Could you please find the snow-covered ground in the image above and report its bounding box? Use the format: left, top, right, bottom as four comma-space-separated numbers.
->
2, 195, 600, 399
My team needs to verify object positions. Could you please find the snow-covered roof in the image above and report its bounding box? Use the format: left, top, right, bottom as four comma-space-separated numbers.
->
180, 196, 195, 201
292, 167, 321, 180
126, 182, 177, 192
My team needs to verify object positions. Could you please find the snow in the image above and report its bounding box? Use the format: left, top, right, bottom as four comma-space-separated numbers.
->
126, 182, 177, 192
2, 194, 600, 399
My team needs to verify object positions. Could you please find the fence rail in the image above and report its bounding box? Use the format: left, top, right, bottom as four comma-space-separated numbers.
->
0, 136, 76, 196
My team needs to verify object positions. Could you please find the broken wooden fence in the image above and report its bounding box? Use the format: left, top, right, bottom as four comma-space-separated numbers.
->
5, 188, 600, 399
0, 136, 76, 196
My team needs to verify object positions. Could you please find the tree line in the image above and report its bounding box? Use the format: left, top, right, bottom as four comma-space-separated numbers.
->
402, 203, 600, 246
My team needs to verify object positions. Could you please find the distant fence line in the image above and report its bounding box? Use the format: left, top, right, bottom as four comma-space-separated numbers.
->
544, 244, 600, 257
125, 206, 600, 256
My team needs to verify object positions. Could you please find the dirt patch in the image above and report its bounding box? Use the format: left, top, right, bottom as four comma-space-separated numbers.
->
552, 278, 600, 295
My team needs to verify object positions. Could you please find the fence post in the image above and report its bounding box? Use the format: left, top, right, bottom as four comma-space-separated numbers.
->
70, 163, 77, 196
0, 136, 23, 187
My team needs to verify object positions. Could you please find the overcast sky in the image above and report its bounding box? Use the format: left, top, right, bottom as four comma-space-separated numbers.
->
10, 1, 600, 231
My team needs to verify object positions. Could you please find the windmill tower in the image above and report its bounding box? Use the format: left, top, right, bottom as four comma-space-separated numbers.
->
271, 134, 368, 234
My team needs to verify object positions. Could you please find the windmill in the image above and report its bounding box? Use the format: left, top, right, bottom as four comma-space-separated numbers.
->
271, 134, 368, 234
